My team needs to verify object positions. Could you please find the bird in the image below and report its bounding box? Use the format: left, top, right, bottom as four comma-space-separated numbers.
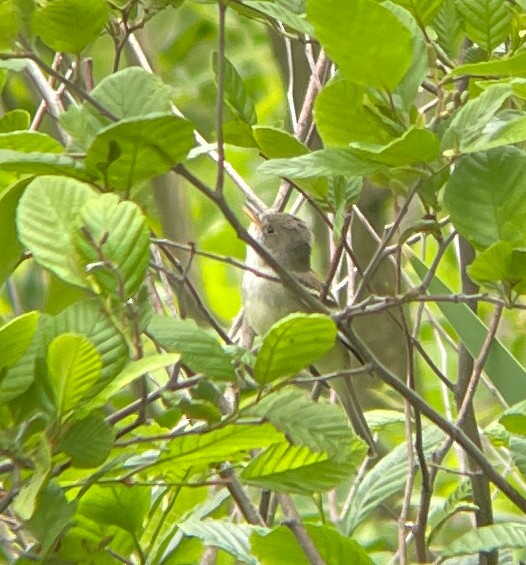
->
241, 209, 376, 454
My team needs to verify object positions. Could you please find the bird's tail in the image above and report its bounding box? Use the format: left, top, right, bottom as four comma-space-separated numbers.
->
332, 375, 377, 457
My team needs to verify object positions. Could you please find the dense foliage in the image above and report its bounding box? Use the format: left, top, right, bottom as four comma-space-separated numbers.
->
1, 0, 526, 563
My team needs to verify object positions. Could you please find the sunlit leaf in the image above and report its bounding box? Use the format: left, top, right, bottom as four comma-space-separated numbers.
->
47, 333, 102, 419
85, 353, 180, 411
51, 300, 128, 396
254, 314, 337, 384
241, 441, 365, 494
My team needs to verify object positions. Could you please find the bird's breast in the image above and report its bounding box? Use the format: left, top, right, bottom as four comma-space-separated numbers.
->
242, 271, 305, 335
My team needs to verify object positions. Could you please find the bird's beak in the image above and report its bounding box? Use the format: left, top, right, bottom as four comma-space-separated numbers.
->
243, 203, 263, 228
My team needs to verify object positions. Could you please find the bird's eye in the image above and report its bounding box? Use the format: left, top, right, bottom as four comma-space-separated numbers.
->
266, 225, 275, 234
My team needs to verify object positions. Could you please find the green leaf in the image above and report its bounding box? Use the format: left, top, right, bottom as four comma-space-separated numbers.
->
343, 427, 444, 534
240, 441, 365, 494
244, 1, 313, 35
314, 77, 396, 147
411, 255, 526, 404
16, 176, 97, 287
0, 0, 19, 50
60, 67, 174, 150
432, 0, 463, 59
159, 423, 285, 480
51, 300, 129, 393
84, 353, 180, 411
147, 316, 235, 379
467, 241, 526, 294
0, 178, 31, 285
510, 436, 526, 478
85, 113, 193, 190
74, 193, 150, 298
252, 524, 374, 565
58, 414, 114, 468
179, 520, 257, 565
450, 51, 526, 78
0, 109, 30, 132
350, 127, 440, 166
389, 0, 443, 25
253, 126, 309, 158
259, 148, 382, 179
440, 523, 526, 558
307, 0, 413, 90
0, 314, 52, 402
327, 176, 363, 238
441, 84, 512, 154
443, 147, 526, 249
0, 311, 39, 370
388, 2, 431, 111
26, 482, 77, 556
254, 126, 327, 198
455, 0, 512, 53
77, 484, 150, 535
47, 333, 102, 419
253, 313, 337, 384
13, 433, 51, 520
0, 131, 63, 152
246, 388, 355, 456
212, 53, 257, 125
466, 111, 526, 153
427, 481, 476, 544
500, 400, 526, 435
33, 0, 110, 53
0, 149, 93, 180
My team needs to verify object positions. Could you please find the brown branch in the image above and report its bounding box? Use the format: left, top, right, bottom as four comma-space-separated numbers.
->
343, 323, 526, 514
278, 494, 326, 565
219, 465, 265, 526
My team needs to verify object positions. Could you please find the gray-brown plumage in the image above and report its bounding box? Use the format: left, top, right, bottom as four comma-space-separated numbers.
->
242, 211, 375, 453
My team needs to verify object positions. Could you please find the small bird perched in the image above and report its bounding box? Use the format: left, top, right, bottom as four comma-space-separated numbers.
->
242, 209, 375, 453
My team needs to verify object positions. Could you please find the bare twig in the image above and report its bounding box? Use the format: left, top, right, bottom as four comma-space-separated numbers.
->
278, 494, 326, 565
219, 465, 265, 526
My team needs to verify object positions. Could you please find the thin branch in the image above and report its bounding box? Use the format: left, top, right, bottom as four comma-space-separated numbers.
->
278, 494, 326, 565
0, 51, 118, 121
125, 32, 268, 212
215, 2, 227, 194
343, 323, 526, 514
219, 465, 265, 526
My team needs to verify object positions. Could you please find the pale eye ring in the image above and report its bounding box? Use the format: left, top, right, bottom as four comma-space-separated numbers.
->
265, 225, 275, 234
